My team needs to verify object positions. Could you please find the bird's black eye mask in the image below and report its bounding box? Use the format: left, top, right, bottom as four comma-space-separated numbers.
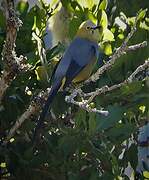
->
86, 25, 102, 30
86, 25, 102, 34
91, 25, 102, 30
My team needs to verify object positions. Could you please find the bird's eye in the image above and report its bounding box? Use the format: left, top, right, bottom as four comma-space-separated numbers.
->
86, 26, 90, 30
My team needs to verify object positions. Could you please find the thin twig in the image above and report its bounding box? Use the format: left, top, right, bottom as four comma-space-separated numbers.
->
65, 89, 109, 116
85, 58, 149, 101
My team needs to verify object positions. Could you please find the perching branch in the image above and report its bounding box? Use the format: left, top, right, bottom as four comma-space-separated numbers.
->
0, 0, 29, 102
65, 59, 149, 114
65, 91, 109, 116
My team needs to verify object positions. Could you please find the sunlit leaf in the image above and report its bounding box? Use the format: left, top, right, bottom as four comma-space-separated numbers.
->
0, 162, 6, 168
99, 0, 108, 10
101, 42, 112, 55
139, 105, 146, 113
145, 17, 149, 23
140, 21, 149, 30
98, 10, 108, 29
128, 17, 135, 26
143, 171, 149, 179
17, 1, 29, 15
137, 8, 148, 21
103, 28, 114, 41
10, 138, 15, 143
50, 0, 61, 9
77, 0, 98, 9
35, 65, 49, 82
118, 33, 124, 39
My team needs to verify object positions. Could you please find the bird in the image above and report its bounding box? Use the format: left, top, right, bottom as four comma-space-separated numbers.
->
33, 20, 102, 142
49, 5, 71, 47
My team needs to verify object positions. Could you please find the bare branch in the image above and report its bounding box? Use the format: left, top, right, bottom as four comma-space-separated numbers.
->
127, 41, 147, 51
127, 59, 149, 82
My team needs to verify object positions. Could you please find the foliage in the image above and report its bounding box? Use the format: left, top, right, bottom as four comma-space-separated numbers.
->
0, 0, 149, 179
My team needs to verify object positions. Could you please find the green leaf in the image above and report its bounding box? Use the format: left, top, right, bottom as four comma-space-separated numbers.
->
123, 144, 138, 170
0, 10, 5, 28
17, 1, 29, 15
120, 82, 142, 96
77, 0, 98, 9
85, 0, 95, 9
118, 33, 124, 40
97, 105, 125, 130
69, 17, 82, 39
75, 110, 87, 129
98, 10, 108, 29
88, 113, 96, 135
103, 43, 113, 55
143, 171, 149, 179
128, 17, 136, 26
145, 17, 149, 23
139, 21, 149, 30
99, 0, 108, 10
137, 8, 148, 21
103, 28, 115, 41
35, 65, 49, 82
46, 43, 65, 61
105, 124, 136, 143
50, 0, 59, 7
100, 42, 113, 55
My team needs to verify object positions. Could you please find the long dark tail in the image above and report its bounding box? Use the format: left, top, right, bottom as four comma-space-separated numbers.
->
33, 80, 62, 143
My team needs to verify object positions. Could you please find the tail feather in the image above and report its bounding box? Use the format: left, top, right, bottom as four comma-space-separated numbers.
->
33, 80, 62, 142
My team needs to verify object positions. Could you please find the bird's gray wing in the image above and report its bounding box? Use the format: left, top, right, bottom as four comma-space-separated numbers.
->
64, 38, 98, 87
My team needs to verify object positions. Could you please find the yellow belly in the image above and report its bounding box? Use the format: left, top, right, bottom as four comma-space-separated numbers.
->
73, 57, 96, 83
60, 57, 96, 90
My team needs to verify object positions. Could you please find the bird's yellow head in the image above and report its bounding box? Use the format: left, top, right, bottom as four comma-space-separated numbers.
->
76, 20, 102, 43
